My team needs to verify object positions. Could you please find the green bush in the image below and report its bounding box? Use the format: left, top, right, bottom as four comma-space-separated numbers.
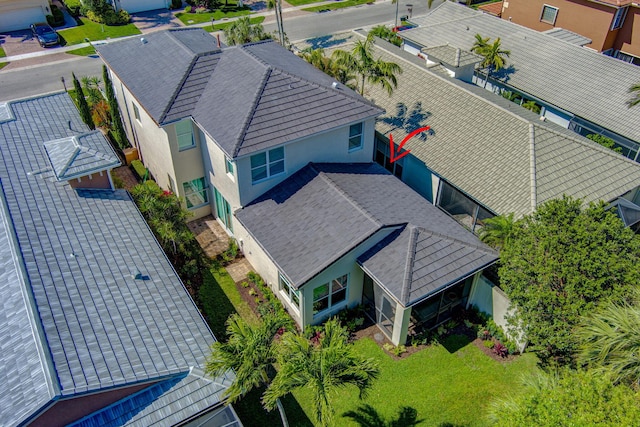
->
171, 0, 183, 8
185, 5, 192, 12
483, 340, 495, 349
49, 5, 65, 26
130, 160, 147, 180
63, 0, 82, 16
86, 9, 130, 25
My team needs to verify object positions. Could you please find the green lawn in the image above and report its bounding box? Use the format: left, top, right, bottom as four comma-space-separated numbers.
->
58, 18, 141, 45
285, 0, 329, 6
0, 47, 6, 58
66, 46, 97, 56
202, 16, 265, 32
176, 7, 251, 25
303, 0, 373, 13
0, 62, 8, 70
288, 336, 539, 427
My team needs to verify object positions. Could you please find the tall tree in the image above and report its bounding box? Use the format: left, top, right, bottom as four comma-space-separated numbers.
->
223, 17, 271, 45
487, 369, 640, 426
332, 34, 402, 96
206, 312, 290, 426
263, 319, 380, 427
478, 213, 516, 250
471, 34, 510, 89
267, 0, 285, 46
300, 48, 354, 86
103, 65, 129, 149
72, 72, 95, 130
628, 82, 640, 108
577, 296, 640, 385
499, 196, 640, 365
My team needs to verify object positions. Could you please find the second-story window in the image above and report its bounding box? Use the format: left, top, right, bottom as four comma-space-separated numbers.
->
349, 122, 364, 151
250, 147, 285, 184
611, 6, 628, 30
540, 5, 558, 25
176, 120, 195, 151
133, 103, 141, 123
225, 157, 234, 177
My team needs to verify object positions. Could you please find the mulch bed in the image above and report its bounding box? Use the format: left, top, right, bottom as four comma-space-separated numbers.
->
235, 276, 265, 318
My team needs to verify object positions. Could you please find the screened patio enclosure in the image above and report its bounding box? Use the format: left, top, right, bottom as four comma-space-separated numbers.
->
362, 272, 475, 345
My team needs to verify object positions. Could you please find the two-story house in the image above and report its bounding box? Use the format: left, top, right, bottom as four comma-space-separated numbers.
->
500, 0, 640, 64
400, 2, 640, 161
98, 29, 500, 346
0, 93, 239, 427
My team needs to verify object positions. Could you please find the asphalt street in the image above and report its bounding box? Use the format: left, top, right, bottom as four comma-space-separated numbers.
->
0, 0, 438, 102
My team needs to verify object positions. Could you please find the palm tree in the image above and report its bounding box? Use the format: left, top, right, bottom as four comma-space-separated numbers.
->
267, 0, 285, 46
206, 312, 290, 425
577, 298, 640, 385
223, 17, 270, 45
301, 48, 355, 87
332, 34, 402, 96
628, 82, 640, 108
263, 319, 380, 427
471, 34, 510, 89
478, 213, 516, 250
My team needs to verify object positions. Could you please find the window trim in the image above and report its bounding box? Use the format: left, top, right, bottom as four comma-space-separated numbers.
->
312, 274, 349, 317
540, 4, 558, 25
225, 157, 235, 178
250, 147, 285, 184
175, 120, 196, 151
182, 177, 209, 210
279, 273, 300, 312
132, 103, 141, 123
611, 6, 628, 31
348, 122, 364, 152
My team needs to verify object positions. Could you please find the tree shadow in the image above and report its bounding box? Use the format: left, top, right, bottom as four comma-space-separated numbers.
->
440, 334, 472, 354
492, 64, 516, 83
438, 423, 468, 427
198, 268, 238, 338
305, 34, 350, 50
343, 404, 424, 427
377, 102, 434, 141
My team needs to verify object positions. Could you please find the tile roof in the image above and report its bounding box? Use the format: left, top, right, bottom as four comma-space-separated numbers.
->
362, 37, 640, 218
421, 44, 482, 67
0, 93, 233, 426
477, 1, 502, 17
236, 163, 496, 304
543, 28, 592, 46
97, 31, 383, 158
43, 132, 120, 181
401, 1, 640, 144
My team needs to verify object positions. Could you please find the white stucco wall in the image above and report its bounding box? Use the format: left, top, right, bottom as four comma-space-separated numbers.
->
234, 118, 377, 207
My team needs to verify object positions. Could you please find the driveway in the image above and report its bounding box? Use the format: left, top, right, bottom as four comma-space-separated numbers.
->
131, 9, 184, 34
0, 30, 46, 57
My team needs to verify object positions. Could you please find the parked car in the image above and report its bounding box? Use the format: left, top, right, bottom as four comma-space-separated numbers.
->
30, 23, 60, 47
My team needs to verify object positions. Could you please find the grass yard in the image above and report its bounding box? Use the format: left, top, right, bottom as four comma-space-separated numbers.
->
303, 0, 373, 13
288, 335, 539, 427
58, 18, 141, 45
202, 16, 265, 32
0, 62, 8, 70
286, 0, 330, 6
66, 46, 97, 56
0, 47, 6, 58
176, 7, 251, 25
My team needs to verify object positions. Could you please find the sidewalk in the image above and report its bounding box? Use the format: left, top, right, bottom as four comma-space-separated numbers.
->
0, 0, 369, 66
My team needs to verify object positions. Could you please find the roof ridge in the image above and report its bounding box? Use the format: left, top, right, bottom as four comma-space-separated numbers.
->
158, 54, 202, 124
232, 64, 272, 158
414, 226, 497, 255
57, 137, 81, 177
401, 225, 417, 304
528, 123, 537, 213
310, 163, 382, 228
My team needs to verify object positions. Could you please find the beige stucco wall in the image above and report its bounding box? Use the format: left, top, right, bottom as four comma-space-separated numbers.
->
616, 7, 640, 57
0, 0, 48, 12
234, 118, 377, 207
68, 171, 112, 189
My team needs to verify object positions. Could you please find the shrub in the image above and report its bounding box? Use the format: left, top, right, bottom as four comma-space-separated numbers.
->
220, 238, 239, 265
131, 160, 147, 180
195, 6, 208, 13
63, 0, 82, 16
50, 5, 65, 26
493, 342, 508, 358
478, 329, 491, 340
185, 5, 192, 12
171, 0, 183, 9
110, 172, 124, 189
483, 340, 495, 349
383, 343, 407, 356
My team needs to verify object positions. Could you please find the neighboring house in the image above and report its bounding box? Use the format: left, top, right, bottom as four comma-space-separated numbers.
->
0, 93, 239, 426
477, 0, 502, 17
400, 2, 640, 161
501, 0, 640, 64
98, 29, 499, 345
235, 163, 498, 346
96, 29, 382, 226
111, 0, 170, 13
0, 0, 50, 32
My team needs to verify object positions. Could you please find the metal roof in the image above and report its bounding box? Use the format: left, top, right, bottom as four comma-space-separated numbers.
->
236, 162, 496, 303
0, 93, 233, 426
401, 1, 640, 144
43, 132, 120, 181
543, 28, 592, 46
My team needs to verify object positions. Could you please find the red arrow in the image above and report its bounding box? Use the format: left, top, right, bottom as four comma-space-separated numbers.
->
389, 126, 431, 164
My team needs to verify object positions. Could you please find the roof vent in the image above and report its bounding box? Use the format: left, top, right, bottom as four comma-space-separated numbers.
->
140, 37, 147, 44
539, 116, 546, 121
132, 267, 150, 281
332, 82, 339, 89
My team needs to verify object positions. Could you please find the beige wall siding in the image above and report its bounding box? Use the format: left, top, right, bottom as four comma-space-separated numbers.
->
235, 118, 377, 207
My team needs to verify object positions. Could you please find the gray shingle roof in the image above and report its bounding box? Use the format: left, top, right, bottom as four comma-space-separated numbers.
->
0, 93, 232, 426
543, 28, 592, 46
236, 163, 496, 303
421, 44, 482, 67
43, 132, 120, 181
361, 37, 640, 218
401, 1, 640, 143
98, 32, 383, 158
359, 225, 495, 305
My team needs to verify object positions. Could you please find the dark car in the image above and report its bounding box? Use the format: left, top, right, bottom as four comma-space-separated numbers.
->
30, 23, 60, 47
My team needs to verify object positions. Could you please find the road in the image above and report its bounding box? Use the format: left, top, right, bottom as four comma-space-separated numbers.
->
0, 0, 439, 102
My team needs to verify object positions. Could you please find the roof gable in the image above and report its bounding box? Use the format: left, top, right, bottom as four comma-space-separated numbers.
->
43, 132, 120, 181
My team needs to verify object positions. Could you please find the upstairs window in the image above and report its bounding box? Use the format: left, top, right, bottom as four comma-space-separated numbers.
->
349, 122, 364, 151
540, 5, 558, 25
133, 103, 141, 122
225, 157, 234, 176
611, 6, 628, 30
175, 120, 195, 151
183, 177, 208, 209
250, 147, 285, 184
